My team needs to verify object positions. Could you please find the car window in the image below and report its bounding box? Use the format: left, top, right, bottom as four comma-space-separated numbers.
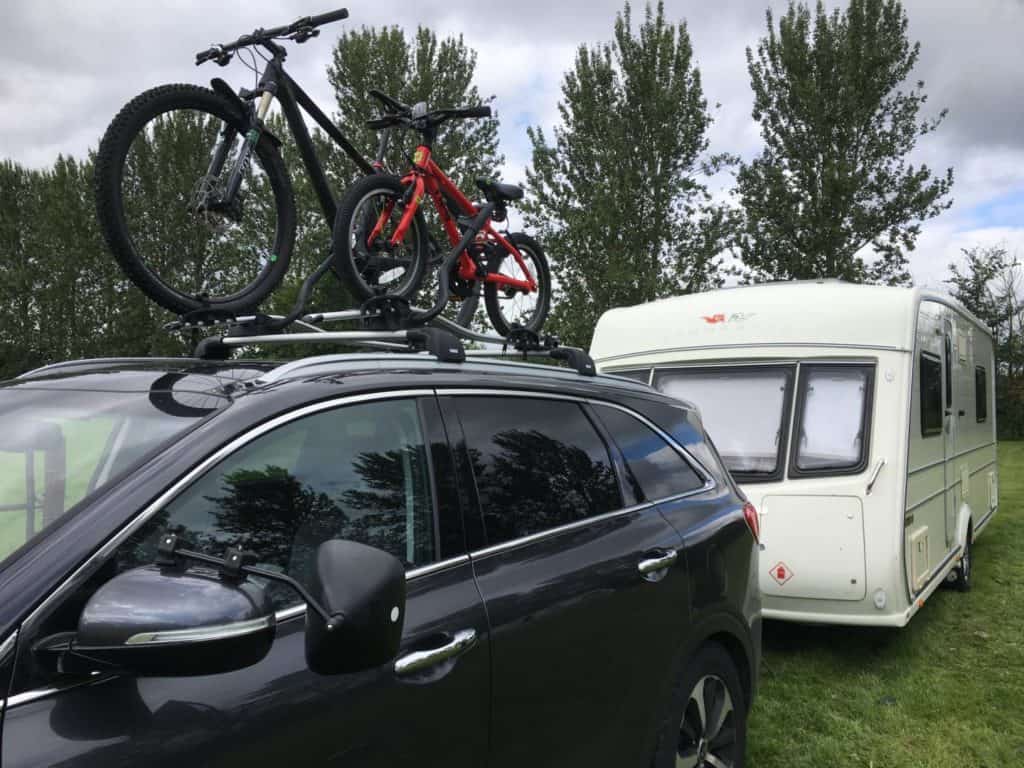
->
456, 397, 622, 546
592, 404, 703, 501
118, 398, 437, 610
792, 365, 872, 473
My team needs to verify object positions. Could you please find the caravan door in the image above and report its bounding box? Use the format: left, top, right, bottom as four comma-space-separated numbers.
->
942, 318, 958, 547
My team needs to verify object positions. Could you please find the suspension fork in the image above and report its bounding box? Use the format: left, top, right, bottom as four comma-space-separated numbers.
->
215, 56, 283, 207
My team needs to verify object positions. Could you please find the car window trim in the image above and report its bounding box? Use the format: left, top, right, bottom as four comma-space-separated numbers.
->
433, 388, 716, 560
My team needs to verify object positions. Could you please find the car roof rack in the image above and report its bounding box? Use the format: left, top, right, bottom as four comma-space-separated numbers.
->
184, 303, 597, 377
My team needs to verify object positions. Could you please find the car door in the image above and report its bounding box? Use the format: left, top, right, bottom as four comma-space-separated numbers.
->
2, 394, 490, 768
442, 392, 692, 768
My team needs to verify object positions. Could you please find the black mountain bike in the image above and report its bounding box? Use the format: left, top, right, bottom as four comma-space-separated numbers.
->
94, 8, 372, 318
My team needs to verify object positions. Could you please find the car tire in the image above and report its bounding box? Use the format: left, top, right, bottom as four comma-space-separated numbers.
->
651, 643, 748, 768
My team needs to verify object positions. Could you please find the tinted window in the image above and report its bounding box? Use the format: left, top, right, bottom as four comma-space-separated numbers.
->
457, 397, 621, 546
594, 405, 703, 500
920, 354, 943, 437
119, 399, 436, 609
792, 366, 872, 473
976, 366, 987, 422
654, 366, 793, 480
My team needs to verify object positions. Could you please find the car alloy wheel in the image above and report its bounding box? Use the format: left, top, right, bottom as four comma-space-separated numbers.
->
677, 674, 737, 768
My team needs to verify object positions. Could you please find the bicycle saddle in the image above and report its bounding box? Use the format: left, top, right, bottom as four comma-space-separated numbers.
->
476, 177, 523, 202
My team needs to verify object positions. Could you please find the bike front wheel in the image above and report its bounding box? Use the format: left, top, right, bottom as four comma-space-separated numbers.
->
484, 233, 551, 337
332, 174, 429, 302
95, 84, 296, 316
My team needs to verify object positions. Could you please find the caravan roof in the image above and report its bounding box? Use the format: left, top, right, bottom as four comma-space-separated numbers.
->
590, 281, 991, 366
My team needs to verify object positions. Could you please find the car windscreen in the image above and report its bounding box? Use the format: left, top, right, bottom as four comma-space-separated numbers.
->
652, 366, 794, 480
0, 387, 220, 571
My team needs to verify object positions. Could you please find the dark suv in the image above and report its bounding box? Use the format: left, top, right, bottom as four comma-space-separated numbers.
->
0, 354, 760, 768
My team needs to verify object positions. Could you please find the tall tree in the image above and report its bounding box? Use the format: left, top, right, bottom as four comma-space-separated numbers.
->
326, 26, 502, 194
524, 1, 728, 347
735, 0, 953, 284
946, 245, 1024, 438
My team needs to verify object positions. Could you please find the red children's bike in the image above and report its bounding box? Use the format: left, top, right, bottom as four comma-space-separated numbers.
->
333, 90, 551, 336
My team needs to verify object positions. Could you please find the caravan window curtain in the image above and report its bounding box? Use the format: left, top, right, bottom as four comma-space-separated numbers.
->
653, 366, 794, 482
791, 365, 873, 475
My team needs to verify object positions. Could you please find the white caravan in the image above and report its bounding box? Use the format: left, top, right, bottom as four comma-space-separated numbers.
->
590, 281, 998, 627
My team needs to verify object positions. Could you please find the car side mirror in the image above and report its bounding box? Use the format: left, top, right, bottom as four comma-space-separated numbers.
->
72, 565, 276, 676
305, 540, 406, 675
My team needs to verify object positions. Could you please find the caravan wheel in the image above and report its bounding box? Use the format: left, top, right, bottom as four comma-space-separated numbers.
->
949, 528, 973, 592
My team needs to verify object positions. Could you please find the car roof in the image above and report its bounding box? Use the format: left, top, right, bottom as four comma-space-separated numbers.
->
11, 353, 665, 403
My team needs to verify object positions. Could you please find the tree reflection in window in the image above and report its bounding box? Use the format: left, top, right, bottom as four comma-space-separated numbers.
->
458, 398, 622, 546
119, 400, 435, 610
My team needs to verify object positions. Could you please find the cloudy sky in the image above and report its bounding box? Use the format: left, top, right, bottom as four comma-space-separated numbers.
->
3, 0, 1023, 287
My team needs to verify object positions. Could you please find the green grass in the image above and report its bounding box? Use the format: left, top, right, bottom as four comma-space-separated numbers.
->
748, 442, 1024, 767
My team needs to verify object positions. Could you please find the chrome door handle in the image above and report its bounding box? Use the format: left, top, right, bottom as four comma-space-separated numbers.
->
638, 549, 678, 576
394, 628, 477, 676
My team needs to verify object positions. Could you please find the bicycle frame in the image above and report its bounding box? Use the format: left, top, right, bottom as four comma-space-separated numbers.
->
214, 47, 373, 227
369, 145, 537, 295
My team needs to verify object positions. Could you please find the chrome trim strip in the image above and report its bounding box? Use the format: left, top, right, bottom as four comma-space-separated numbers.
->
470, 502, 655, 559
0, 629, 17, 666
593, 342, 907, 365
5, 673, 118, 710
18, 389, 436, 655
272, 555, 472, 625
124, 615, 273, 646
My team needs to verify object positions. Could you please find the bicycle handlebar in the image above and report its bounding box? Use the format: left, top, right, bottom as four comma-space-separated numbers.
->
365, 95, 492, 131
196, 8, 348, 65
369, 89, 411, 115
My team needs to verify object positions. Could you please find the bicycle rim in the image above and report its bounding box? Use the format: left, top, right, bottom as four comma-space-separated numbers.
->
347, 187, 423, 297
119, 107, 282, 305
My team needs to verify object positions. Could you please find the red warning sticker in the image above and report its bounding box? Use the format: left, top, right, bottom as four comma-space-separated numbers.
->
770, 561, 793, 586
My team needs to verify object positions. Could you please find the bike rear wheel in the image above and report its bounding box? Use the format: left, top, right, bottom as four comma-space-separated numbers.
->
95, 84, 296, 316
332, 174, 429, 301
484, 233, 551, 337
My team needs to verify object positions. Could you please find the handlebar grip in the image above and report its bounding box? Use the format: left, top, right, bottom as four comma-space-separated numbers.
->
310, 8, 349, 27
195, 46, 222, 65
462, 105, 492, 119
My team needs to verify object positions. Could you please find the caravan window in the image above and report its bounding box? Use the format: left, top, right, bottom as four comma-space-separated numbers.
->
975, 366, 987, 422
653, 366, 793, 482
791, 365, 873, 475
920, 353, 943, 437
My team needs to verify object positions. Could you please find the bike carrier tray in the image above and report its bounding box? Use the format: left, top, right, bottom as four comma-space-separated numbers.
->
188, 306, 596, 376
